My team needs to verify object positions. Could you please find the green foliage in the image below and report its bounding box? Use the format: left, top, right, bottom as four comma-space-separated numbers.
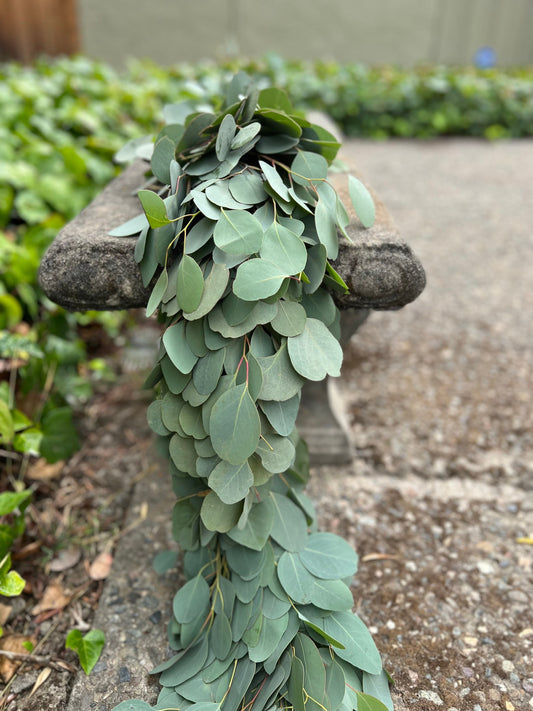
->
106, 74, 395, 711
0, 488, 32, 597
65, 628, 106, 675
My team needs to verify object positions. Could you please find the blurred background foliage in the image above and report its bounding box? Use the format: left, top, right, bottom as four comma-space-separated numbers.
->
1, 53, 533, 474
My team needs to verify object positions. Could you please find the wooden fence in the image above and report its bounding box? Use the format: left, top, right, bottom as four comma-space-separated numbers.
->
0, 0, 79, 62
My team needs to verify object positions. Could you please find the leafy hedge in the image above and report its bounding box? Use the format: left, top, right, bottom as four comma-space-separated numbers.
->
1, 54, 532, 466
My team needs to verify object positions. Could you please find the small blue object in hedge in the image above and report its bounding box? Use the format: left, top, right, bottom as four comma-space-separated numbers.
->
474, 46, 496, 69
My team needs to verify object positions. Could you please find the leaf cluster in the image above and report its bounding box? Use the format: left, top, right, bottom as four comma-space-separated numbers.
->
109, 75, 391, 711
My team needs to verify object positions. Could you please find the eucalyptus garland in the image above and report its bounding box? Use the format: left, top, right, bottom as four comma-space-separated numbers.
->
109, 74, 393, 711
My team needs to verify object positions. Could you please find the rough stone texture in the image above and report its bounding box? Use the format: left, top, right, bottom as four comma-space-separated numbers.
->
38, 162, 152, 311
38, 160, 425, 313
65, 462, 180, 711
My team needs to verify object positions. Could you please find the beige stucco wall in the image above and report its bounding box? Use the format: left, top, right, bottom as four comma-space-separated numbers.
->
78, 0, 533, 68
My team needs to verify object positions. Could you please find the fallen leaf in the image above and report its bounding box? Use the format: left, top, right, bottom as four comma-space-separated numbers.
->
32, 580, 71, 615
89, 552, 113, 581
0, 634, 36, 682
517, 537, 533, 545
49, 547, 81, 573
505, 702, 515, 711
29, 666, 51, 697
361, 553, 402, 562
26, 458, 64, 481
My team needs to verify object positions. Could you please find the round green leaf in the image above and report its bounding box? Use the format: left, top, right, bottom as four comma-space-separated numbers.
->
277, 551, 315, 604
314, 197, 338, 259
228, 171, 268, 205
259, 394, 300, 436
257, 134, 299, 154
260, 221, 307, 275
231, 122, 261, 150
177, 255, 204, 313
323, 611, 382, 673
216, 113, 236, 161
271, 301, 307, 337
151, 135, 176, 185
248, 612, 289, 663
213, 209, 264, 256
138, 189, 170, 229
287, 318, 343, 381
163, 321, 198, 374
233, 259, 287, 301
257, 341, 304, 402
259, 160, 290, 201
269, 493, 308, 552
209, 383, 261, 464
256, 433, 295, 474
310, 578, 354, 611
185, 217, 215, 255
184, 262, 229, 321
201, 491, 241, 532
206, 182, 252, 210
299, 532, 358, 579
291, 151, 328, 187
208, 460, 253, 504
193, 349, 226, 396
161, 355, 191, 394
146, 268, 168, 318
348, 175, 375, 228
173, 574, 210, 624
227, 499, 274, 551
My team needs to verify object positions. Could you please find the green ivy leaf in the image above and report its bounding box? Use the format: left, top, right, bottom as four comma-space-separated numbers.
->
65, 629, 105, 675
138, 190, 171, 229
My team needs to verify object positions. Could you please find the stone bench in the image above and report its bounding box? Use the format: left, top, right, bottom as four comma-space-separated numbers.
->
39, 153, 425, 464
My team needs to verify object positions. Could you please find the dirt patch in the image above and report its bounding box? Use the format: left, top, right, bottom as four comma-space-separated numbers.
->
0, 377, 152, 710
